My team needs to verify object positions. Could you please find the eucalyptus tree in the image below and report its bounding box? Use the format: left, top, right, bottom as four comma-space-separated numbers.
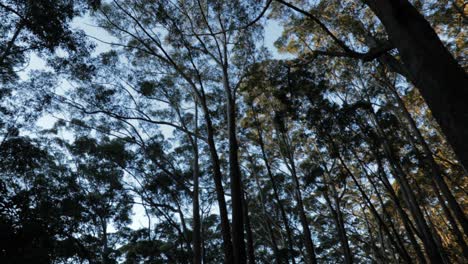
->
0, 0, 99, 83
0, 130, 132, 264
370, 69, 468, 260
0, 135, 72, 263
240, 53, 467, 263
70, 1, 267, 263
54, 48, 203, 263
2, 0, 467, 263
270, 0, 468, 173
241, 98, 298, 262
241, 60, 334, 263
66, 135, 133, 264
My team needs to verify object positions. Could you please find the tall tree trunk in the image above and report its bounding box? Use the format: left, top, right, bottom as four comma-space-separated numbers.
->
252, 106, 296, 264
192, 105, 202, 264
364, 0, 468, 172
174, 196, 193, 254
202, 102, 233, 264
361, 205, 385, 263
223, 65, 246, 264
385, 81, 468, 237
243, 192, 256, 264
250, 156, 283, 263
100, 218, 109, 264
431, 179, 468, 258
331, 145, 412, 263
374, 158, 426, 263
366, 169, 425, 263
333, 197, 353, 264
278, 132, 317, 264
350, 130, 426, 263
320, 161, 353, 264
386, 88, 468, 257
322, 188, 353, 264
368, 108, 447, 263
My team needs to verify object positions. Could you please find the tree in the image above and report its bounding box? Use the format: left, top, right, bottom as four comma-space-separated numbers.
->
1, 0, 467, 263
0, 0, 98, 82
273, 0, 468, 172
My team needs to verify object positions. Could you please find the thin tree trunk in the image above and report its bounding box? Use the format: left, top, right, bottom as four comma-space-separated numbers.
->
277, 68, 317, 263
386, 81, 468, 237
386, 88, 468, 257
175, 197, 193, 255
375, 161, 426, 263
368, 108, 447, 263
243, 192, 256, 264
367, 170, 424, 263
250, 157, 283, 263
202, 102, 233, 264
192, 105, 202, 264
320, 161, 353, 264
252, 106, 296, 264
351, 137, 426, 263
223, 65, 246, 264
333, 147, 412, 263
432, 179, 468, 258
361, 205, 384, 263
278, 132, 317, 264
100, 218, 109, 264
322, 188, 353, 264
334, 198, 353, 264
291, 167, 316, 264
0, 22, 24, 66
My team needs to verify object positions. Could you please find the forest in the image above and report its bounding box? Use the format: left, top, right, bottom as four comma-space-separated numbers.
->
0, 0, 467, 263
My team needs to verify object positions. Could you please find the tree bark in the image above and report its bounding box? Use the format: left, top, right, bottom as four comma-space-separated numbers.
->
192, 105, 202, 264
202, 102, 234, 264
223, 64, 246, 264
363, 0, 468, 172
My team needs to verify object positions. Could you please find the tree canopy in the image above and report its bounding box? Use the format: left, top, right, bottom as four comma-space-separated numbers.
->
0, 0, 467, 263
